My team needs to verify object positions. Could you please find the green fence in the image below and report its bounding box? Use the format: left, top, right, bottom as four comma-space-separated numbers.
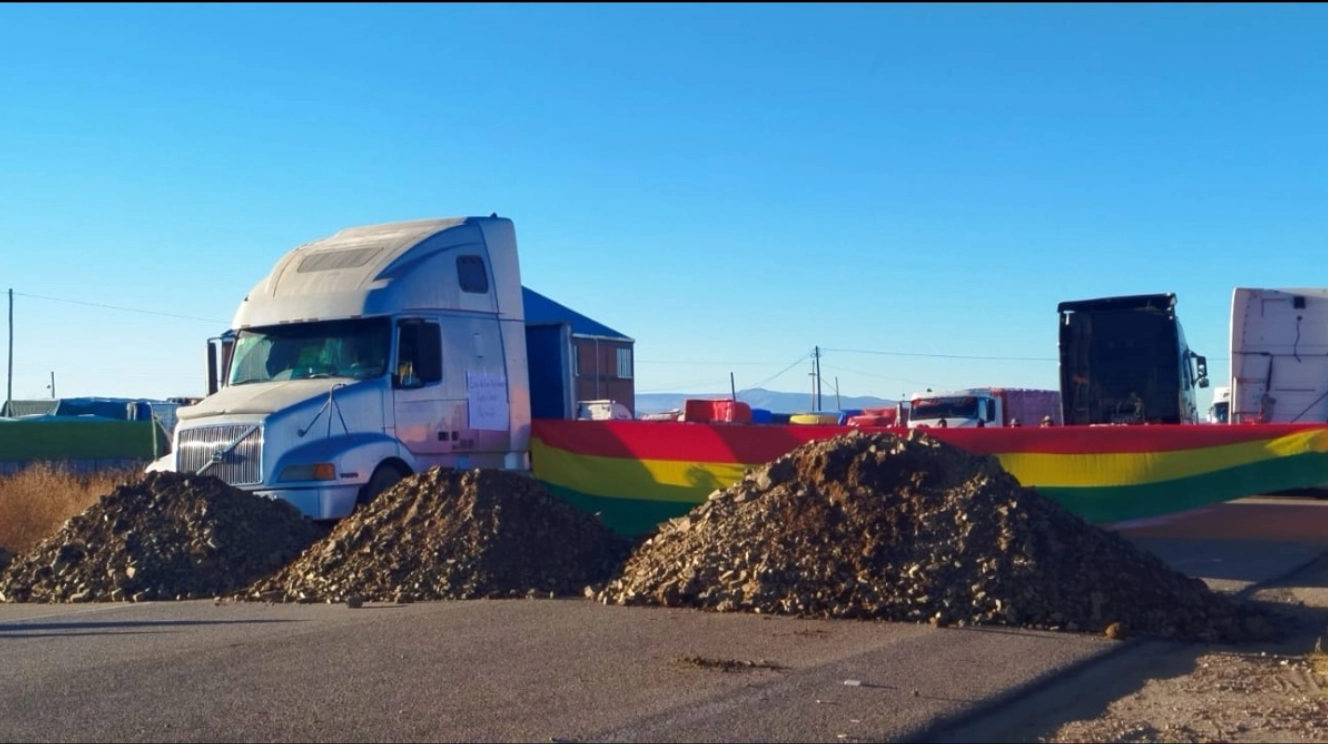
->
0, 419, 169, 472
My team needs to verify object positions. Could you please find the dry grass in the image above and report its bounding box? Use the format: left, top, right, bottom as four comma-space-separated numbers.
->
0, 463, 140, 555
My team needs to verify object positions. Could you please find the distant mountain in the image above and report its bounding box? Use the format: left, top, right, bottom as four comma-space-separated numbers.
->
635, 387, 895, 415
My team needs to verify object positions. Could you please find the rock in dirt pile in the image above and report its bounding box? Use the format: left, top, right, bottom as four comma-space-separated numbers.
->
0, 471, 326, 603
244, 467, 630, 604
595, 430, 1278, 643
0, 544, 11, 575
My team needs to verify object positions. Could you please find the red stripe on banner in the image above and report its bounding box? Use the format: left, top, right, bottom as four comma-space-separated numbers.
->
531, 419, 842, 463
530, 420, 1328, 463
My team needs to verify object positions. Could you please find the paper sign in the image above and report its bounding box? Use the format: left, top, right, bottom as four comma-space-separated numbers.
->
467, 371, 509, 431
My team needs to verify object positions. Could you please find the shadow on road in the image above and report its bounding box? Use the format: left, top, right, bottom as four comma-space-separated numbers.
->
0, 618, 301, 638
905, 589, 1328, 743
905, 637, 1205, 744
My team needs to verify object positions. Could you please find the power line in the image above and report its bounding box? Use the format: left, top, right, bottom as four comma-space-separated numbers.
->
13, 291, 228, 325
637, 359, 791, 366
818, 362, 933, 389
822, 346, 1056, 362
738, 350, 814, 392
824, 345, 1234, 364
636, 377, 732, 394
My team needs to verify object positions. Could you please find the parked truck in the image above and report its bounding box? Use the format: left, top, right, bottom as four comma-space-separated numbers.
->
1229, 288, 1328, 424
1208, 385, 1231, 424
1057, 293, 1209, 425
149, 215, 589, 520
907, 387, 1060, 428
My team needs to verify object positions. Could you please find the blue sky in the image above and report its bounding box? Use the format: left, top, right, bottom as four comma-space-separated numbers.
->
2, 3, 1326, 408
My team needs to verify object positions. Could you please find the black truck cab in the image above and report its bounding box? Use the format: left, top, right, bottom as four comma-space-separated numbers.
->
1058, 293, 1209, 425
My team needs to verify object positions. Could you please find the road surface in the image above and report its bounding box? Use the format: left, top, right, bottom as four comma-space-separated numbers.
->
1, 496, 1325, 743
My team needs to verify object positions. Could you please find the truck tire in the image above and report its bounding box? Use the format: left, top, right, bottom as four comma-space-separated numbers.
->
358, 464, 408, 509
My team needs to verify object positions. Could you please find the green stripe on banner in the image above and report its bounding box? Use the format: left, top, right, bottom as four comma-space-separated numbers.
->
1042, 449, 1328, 524
541, 483, 692, 539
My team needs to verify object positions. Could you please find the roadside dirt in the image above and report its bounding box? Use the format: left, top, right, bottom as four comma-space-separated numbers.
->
597, 431, 1277, 643
962, 553, 1328, 743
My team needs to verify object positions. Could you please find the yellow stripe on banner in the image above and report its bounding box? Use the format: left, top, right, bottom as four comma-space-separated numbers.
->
996, 428, 1328, 488
534, 428, 1328, 501
532, 438, 756, 503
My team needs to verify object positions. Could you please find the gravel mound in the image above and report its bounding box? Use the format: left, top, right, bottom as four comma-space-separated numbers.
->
0, 545, 11, 575
244, 467, 630, 604
595, 430, 1278, 643
0, 471, 326, 603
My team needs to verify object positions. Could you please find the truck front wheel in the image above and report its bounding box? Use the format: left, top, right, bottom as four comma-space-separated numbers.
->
358, 464, 409, 509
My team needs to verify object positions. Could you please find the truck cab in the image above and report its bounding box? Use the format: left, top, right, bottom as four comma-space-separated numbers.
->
908, 387, 1059, 428
908, 390, 986, 428
1058, 293, 1208, 425
1207, 386, 1231, 424
149, 216, 532, 520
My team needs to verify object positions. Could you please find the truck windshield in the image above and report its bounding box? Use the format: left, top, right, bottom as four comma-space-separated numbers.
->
911, 397, 979, 420
228, 317, 392, 385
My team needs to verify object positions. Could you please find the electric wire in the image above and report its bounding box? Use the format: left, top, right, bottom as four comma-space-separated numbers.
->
737, 350, 815, 392
821, 346, 1056, 362
13, 291, 227, 325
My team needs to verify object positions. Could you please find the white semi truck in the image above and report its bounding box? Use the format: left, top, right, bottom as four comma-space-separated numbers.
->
150, 215, 572, 520
1229, 287, 1328, 424
907, 387, 1061, 428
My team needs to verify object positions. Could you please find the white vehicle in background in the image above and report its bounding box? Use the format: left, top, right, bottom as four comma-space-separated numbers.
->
1230, 288, 1328, 424
1207, 386, 1231, 424
907, 387, 1060, 428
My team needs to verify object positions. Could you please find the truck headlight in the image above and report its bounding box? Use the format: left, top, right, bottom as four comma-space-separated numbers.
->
278, 463, 337, 482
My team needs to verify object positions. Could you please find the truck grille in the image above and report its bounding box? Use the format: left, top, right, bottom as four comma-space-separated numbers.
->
176, 424, 263, 486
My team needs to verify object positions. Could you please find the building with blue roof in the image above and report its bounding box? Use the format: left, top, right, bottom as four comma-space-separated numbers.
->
522, 286, 636, 416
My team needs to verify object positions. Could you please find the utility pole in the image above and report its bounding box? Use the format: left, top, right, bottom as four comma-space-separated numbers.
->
5, 288, 12, 416
835, 376, 841, 410
809, 359, 816, 411
48, 371, 55, 399
814, 346, 823, 411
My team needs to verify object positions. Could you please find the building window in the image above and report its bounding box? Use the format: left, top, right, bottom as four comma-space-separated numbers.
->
616, 346, 633, 379
457, 255, 490, 294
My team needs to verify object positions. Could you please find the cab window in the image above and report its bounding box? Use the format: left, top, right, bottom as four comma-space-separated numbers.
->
395, 320, 443, 387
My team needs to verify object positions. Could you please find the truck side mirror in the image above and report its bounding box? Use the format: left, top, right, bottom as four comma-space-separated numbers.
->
1194, 354, 1209, 388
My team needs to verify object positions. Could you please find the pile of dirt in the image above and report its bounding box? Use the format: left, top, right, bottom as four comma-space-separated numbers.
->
243, 467, 630, 604
595, 430, 1279, 643
0, 544, 11, 575
0, 471, 326, 603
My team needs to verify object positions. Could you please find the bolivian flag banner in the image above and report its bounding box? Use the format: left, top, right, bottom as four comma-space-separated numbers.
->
530, 420, 1328, 537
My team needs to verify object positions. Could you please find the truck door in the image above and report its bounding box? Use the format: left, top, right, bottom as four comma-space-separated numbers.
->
442, 315, 511, 466
391, 318, 458, 463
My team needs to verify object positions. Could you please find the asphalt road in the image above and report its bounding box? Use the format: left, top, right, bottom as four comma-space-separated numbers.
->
0, 598, 1116, 743
1, 496, 1325, 743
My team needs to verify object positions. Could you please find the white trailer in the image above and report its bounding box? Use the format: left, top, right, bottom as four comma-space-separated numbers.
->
1230, 288, 1328, 424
